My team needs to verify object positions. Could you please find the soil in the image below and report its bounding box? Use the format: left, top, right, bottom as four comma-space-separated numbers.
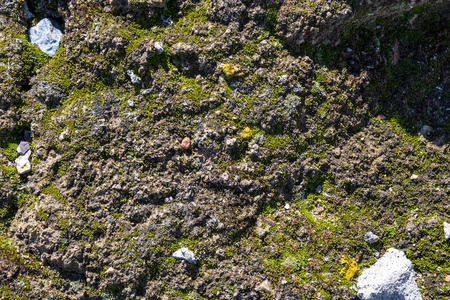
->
0, 0, 450, 299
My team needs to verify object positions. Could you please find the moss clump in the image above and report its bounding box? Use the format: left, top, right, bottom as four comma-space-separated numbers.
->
36, 208, 50, 221
0, 140, 19, 161
41, 185, 65, 203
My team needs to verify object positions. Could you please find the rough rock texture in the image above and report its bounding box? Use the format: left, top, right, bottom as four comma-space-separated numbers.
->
0, 0, 449, 299
357, 248, 422, 300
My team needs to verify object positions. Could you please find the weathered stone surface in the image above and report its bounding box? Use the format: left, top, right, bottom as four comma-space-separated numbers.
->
356, 248, 422, 300
16, 159, 31, 175
127, 69, 141, 84
28, 18, 62, 57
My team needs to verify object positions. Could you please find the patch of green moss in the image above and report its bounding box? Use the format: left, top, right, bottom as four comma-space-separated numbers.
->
0, 140, 19, 161
41, 184, 66, 203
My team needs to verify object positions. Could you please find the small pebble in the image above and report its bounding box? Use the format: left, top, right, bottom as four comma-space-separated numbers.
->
105, 267, 115, 275
181, 137, 191, 149
16, 141, 30, 155
364, 231, 380, 244
315, 185, 322, 193
154, 41, 164, 54
255, 279, 274, 294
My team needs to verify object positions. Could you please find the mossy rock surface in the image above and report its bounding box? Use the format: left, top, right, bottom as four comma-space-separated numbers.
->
0, 0, 449, 299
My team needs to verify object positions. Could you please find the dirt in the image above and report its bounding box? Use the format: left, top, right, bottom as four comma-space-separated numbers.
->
0, 0, 449, 299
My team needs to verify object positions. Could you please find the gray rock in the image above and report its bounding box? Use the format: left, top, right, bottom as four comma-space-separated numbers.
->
172, 247, 196, 263
16, 141, 30, 155
364, 231, 380, 244
24, 130, 33, 142
315, 185, 322, 193
419, 125, 433, 136
24, 2, 34, 19
28, 18, 62, 57
444, 222, 450, 240
356, 248, 422, 300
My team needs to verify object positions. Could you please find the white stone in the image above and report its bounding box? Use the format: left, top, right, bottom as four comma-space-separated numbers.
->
444, 222, 450, 240
255, 279, 274, 294
284, 203, 290, 210
154, 42, 164, 54
219, 172, 229, 182
225, 137, 237, 147
356, 248, 422, 300
172, 247, 196, 263
59, 129, 69, 141
15, 151, 32, 175
15, 151, 31, 166
127, 70, 141, 84
29, 18, 62, 57
15, 158, 31, 175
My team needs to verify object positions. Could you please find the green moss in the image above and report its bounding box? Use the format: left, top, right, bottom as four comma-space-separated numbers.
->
41, 184, 66, 203
0, 165, 17, 178
0, 140, 19, 161
58, 218, 70, 230
36, 207, 50, 221
100, 283, 124, 300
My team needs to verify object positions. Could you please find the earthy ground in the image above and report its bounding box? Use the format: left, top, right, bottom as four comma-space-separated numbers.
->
0, 0, 450, 299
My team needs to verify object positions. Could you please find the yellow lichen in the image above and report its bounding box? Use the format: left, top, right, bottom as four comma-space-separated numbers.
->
340, 256, 358, 280
241, 127, 252, 139
220, 63, 241, 78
